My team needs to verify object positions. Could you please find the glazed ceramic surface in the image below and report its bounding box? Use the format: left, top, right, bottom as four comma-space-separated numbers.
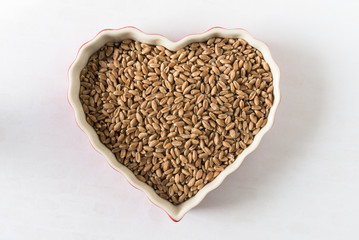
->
68, 27, 280, 221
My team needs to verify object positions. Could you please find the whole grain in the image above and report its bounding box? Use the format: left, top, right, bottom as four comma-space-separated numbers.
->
79, 37, 274, 205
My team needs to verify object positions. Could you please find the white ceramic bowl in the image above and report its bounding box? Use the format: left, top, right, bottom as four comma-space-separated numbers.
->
68, 27, 280, 221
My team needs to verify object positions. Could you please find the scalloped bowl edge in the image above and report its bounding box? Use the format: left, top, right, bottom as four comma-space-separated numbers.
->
68, 27, 281, 221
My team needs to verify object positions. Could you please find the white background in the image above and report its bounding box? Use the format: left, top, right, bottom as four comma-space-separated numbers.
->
1, 0, 358, 239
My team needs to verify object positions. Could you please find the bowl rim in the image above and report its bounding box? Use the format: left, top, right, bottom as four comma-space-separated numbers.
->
68, 26, 281, 221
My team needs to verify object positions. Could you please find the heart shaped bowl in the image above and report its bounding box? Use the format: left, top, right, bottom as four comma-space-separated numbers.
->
68, 27, 280, 221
